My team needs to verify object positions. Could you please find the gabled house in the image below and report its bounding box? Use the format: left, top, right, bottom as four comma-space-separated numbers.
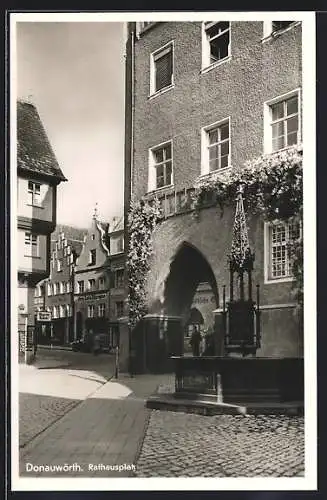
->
17, 99, 66, 348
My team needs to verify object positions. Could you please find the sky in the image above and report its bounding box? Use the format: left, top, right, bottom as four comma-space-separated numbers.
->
16, 21, 125, 228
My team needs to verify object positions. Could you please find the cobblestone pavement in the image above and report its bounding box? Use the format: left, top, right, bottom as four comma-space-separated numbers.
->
19, 350, 115, 448
19, 393, 79, 448
135, 410, 304, 477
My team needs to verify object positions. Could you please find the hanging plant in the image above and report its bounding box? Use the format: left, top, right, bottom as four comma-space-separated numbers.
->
192, 144, 303, 305
127, 197, 162, 328
127, 145, 303, 327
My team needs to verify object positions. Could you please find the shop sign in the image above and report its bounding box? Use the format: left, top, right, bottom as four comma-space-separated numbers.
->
37, 311, 52, 322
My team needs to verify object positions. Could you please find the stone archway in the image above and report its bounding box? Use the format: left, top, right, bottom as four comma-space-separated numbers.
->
163, 241, 219, 320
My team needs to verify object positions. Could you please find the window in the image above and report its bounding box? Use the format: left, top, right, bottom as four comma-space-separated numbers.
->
67, 304, 72, 317
53, 306, 59, 319
99, 277, 105, 290
150, 42, 173, 94
117, 236, 124, 253
59, 282, 64, 294
57, 259, 62, 272
149, 141, 173, 191
89, 249, 96, 265
202, 119, 230, 174
263, 21, 298, 39
271, 96, 299, 151
116, 301, 124, 318
87, 305, 95, 318
59, 305, 66, 318
98, 303, 105, 317
77, 281, 84, 293
53, 282, 59, 295
265, 92, 300, 153
88, 279, 96, 291
66, 281, 71, 293
265, 221, 301, 282
47, 283, 52, 296
91, 234, 95, 240
24, 232, 38, 256
27, 181, 41, 206
115, 269, 125, 288
203, 22, 230, 69
272, 21, 294, 32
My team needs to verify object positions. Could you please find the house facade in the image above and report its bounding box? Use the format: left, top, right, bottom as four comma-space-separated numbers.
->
74, 214, 126, 347
124, 20, 303, 372
17, 100, 66, 353
34, 225, 86, 345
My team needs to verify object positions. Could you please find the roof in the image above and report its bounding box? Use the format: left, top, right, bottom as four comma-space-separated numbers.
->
51, 224, 87, 257
52, 224, 87, 242
17, 100, 67, 182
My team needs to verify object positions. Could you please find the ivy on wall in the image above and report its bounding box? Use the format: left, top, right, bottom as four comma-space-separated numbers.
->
126, 198, 162, 328
127, 144, 303, 327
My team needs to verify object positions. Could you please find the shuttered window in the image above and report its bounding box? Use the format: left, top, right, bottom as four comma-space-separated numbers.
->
151, 43, 174, 94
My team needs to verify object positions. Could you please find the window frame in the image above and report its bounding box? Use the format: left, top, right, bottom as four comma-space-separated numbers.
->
27, 180, 42, 207
114, 269, 125, 289
98, 303, 106, 318
263, 20, 300, 40
87, 304, 95, 318
77, 280, 84, 294
201, 117, 231, 176
115, 301, 124, 318
201, 21, 231, 73
24, 232, 39, 257
89, 249, 96, 266
264, 220, 302, 284
88, 279, 96, 291
263, 89, 301, 154
148, 139, 174, 192
149, 40, 174, 97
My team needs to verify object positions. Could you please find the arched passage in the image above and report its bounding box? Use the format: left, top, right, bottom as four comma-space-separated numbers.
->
163, 241, 219, 320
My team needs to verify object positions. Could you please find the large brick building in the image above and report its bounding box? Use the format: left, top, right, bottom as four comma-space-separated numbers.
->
124, 20, 303, 372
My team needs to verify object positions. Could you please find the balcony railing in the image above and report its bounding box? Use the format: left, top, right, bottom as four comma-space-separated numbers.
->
145, 187, 218, 220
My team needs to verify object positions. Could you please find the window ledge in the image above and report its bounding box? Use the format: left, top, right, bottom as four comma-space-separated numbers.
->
261, 21, 301, 43
147, 184, 175, 195
27, 204, 44, 209
200, 56, 231, 75
264, 144, 301, 156
24, 255, 41, 259
265, 277, 295, 285
196, 166, 232, 183
148, 84, 175, 100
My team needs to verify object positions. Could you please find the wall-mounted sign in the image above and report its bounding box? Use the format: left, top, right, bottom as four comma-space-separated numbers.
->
77, 293, 107, 302
37, 311, 52, 322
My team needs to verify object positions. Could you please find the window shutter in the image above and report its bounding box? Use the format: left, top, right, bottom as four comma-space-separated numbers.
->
155, 50, 172, 91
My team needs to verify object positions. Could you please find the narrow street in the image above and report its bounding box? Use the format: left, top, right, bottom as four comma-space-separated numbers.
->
18, 350, 304, 479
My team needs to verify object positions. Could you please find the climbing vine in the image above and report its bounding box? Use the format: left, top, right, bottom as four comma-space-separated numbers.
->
127, 198, 161, 328
127, 145, 303, 327
192, 144, 303, 306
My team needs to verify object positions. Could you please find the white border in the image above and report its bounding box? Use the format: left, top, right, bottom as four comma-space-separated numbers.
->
10, 11, 316, 492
